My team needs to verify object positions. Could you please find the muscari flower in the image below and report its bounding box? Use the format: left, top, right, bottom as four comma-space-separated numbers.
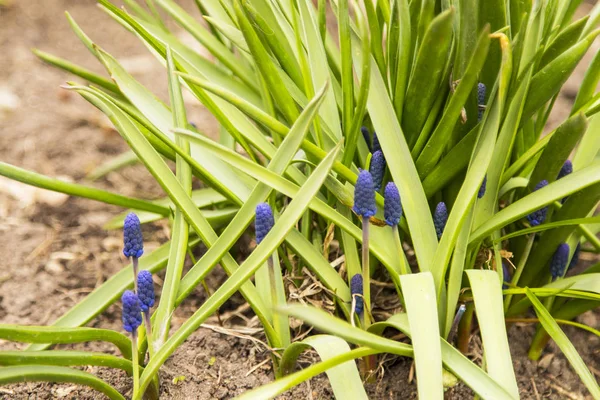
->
137, 270, 155, 313
353, 170, 377, 218
369, 151, 386, 191
384, 182, 402, 226
123, 213, 144, 258
122, 290, 142, 333
350, 274, 364, 315
557, 160, 573, 180
568, 243, 580, 271
550, 243, 570, 281
477, 83, 486, 122
434, 202, 448, 240
372, 132, 381, 154
526, 180, 549, 227
478, 175, 487, 199
361, 127, 371, 152
502, 262, 511, 289
255, 203, 275, 245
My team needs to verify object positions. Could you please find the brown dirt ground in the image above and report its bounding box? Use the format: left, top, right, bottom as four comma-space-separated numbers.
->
0, 0, 598, 399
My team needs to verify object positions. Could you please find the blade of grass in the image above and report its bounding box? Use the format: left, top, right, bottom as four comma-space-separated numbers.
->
0, 351, 132, 374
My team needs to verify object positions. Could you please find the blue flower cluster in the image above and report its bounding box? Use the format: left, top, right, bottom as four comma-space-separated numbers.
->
123, 213, 144, 258
255, 203, 275, 244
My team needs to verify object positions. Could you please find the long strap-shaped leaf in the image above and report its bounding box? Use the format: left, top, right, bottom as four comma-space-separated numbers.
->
0, 365, 125, 400
135, 143, 342, 398
1, 325, 131, 359
526, 289, 600, 399
0, 351, 132, 374
466, 270, 519, 398
277, 335, 368, 399
400, 273, 443, 399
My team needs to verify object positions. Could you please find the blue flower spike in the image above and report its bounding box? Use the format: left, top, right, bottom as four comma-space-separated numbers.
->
477, 83, 486, 122
384, 182, 402, 226
350, 274, 364, 317
478, 175, 487, 199
123, 213, 144, 259
526, 180, 549, 226
434, 202, 448, 240
122, 290, 142, 334
369, 151, 386, 191
361, 127, 371, 151
568, 243, 581, 272
557, 160, 573, 180
502, 262, 511, 289
137, 271, 155, 313
353, 170, 377, 218
372, 132, 381, 154
550, 243, 570, 281
255, 203, 275, 245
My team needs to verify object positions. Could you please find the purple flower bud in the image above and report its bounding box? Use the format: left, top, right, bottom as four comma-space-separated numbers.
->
361, 127, 371, 152
557, 160, 573, 180
478, 175, 487, 199
384, 182, 402, 226
477, 83, 486, 122
502, 262, 511, 289
122, 290, 142, 333
350, 274, 363, 315
434, 202, 448, 240
137, 270, 155, 312
568, 243, 580, 271
526, 180, 549, 227
369, 151, 386, 191
372, 132, 381, 154
123, 213, 144, 258
550, 243, 570, 281
353, 170, 377, 218
255, 203, 275, 244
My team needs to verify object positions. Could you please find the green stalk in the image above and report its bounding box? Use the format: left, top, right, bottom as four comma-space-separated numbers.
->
392, 225, 410, 276
143, 312, 154, 358
504, 233, 536, 311
131, 332, 140, 396
361, 216, 371, 328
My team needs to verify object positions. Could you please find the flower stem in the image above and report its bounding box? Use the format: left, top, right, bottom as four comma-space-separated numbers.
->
143, 312, 154, 358
361, 216, 370, 328
132, 257, 139, 293
131, 331, 140, 396
392, 225, 410, 276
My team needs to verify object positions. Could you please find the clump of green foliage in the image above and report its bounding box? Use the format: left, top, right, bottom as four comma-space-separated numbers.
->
1, 0, 600, 398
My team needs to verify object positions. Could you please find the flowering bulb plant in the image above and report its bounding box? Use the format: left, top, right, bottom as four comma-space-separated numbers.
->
0, 0, 599, 399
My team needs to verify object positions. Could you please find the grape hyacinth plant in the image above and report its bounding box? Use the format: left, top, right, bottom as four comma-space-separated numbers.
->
0, 0, 599, 398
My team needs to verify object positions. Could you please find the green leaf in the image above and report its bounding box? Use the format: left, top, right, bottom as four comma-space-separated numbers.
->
236, 347, 377, 400
0, 351, 132, 374
0, 365, 125, 400
415, 25, 490, 176
373, 314, 516, 399
495, 216, 600, 243
0, 325, 131, 359
400, 273, 443, 399
471, 162, 600, 243
522, 29, 600, 120
278, 335, 367, 399
0, 162, 169, 216
466, 270, 519, 398
528, 113, 587, 191
354, 47, 438, 273
573, 50, 600, 113
152, 47, 193, 350
86, 151, 138, 181
402, 9, 454, 147
526, 289, 600, 399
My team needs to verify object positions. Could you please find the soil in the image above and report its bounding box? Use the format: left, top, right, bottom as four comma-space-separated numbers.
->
0, 1, 598, 399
